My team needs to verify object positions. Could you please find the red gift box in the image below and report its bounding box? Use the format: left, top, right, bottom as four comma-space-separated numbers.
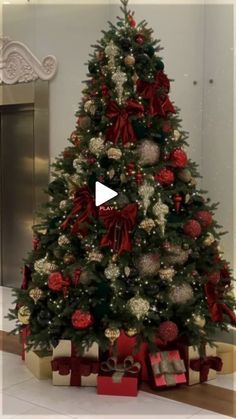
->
97, 356, 141, 397
149, 350, 186, 388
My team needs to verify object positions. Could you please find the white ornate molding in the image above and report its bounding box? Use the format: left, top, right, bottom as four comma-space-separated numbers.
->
0, 36, 58, 84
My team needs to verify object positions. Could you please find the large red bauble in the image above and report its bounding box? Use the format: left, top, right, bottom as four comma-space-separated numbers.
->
183, 219, 202, 238
170, 148, 187, 168
158, 321, 178, 343
195, 210, 213, 228
206, 271, 221, 285
48, 272, 64, 291
155, 167, 174, 185
71, 309, 94, 329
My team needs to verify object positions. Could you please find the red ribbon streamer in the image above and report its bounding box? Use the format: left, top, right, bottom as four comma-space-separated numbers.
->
61, 186, 96, 236
106, 99, 144, 145
137, 71, 175, 117
204, 282, 236, 325
99, 204, 137, 256
21, 265, 31, 290
190, 356, 223, 382
51, 357, 99, 386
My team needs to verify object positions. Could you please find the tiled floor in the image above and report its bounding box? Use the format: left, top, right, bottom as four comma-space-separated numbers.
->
1, 286, 234, 419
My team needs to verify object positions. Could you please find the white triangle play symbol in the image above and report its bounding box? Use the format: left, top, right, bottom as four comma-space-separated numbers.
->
95, 181, 118, 207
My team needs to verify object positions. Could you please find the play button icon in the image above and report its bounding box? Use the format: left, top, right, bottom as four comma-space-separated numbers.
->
95, 181, 118, 207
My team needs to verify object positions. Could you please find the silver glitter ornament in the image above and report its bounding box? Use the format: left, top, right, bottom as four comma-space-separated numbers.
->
138, 181, 154, 216
34, 256, 58, 275
159, 267, 176, 281
169, 283, 193, 304
84, 99, 96, 115
112, 67, 127, 104
89, 137, 105, 156
104, 262, 120, 281
203, 232, 215, 247
138, 139, 160, 166
162, 244, 190, 266
105, 40, 119, 71
138, 253, 160, 277
153, 197, 169, 236
58, 235, 70, 247
127, 295, 150, 320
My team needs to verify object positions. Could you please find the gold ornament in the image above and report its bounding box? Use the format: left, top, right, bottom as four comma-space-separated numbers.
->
104, 262, 120, 281
88, 250, 103, 263
79, 116, 91, 130
177, 169, 192, 183
203, 232, 215, 247
172, 129, 181, 141
159, 267, 176, 281
29, 288, 44, 304
124, 266, 131, 277
139, 218, 155, 234
192, 314, 206, 328
18, 306, 31, 324
84, 99, 96, 115
153, 197, 169, 236
132, 72, 139, 84
124, 54, 135, 66
34, 257, 58, 274
190, 177, 197, 187
112, 67, 127, 104
127, 296, 150, 320
80, 270, 92, 285
59, 200, 69, 210
108, 168, 115, 179
107, 147, 122, 160
105, 40, 119, 71
112, 254, 118, 263
63, 253, 76, 264
125, 328, 138, 337
138, 181, 154, 216
104, 327, 120, 345
89, 136, 105, 156
73, 155, 85, 174
138, 139, 160, 166
58, 235, 70, 247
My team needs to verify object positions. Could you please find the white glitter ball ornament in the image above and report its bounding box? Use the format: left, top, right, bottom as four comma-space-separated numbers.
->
138, 139, 160, 166
138, 253, 160, 277
127, 295, 150, 320
104, 262, 120, 281
169, 283, 193, 304
89, 137, 105, 156
107, 147, 122, 160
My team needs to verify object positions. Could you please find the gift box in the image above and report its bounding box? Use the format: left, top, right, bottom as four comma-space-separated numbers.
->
178, 344, 222, 385
25, 349, 52, 379
97, 356, 141, 397
215, 341, 236, 374
149, 350, 186, 388
52, 339, 99, 386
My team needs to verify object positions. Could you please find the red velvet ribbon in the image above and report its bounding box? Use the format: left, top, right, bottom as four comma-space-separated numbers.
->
99, 204, 137, 255
204, 282, 236, 325
51, 357, 99, 386
21, 265, 31, 290
61, 186, 96, 236
105, 99, 144, 145
137, 71, 175, 117
190, 356, 223, 383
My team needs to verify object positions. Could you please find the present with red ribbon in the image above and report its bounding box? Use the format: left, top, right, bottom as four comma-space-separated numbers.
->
52, 340, 99, 386
149, 350, 186, 388
99, 204, 137, 256
97, 356, 141, 396
178, 343, 222, 385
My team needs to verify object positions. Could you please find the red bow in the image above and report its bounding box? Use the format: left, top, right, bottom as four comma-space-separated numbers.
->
137, 71, 175, 117
61, 186, 96, 236
106, 99, 144, 145
204, 282, 236, 325
190, 356, 223, 382
99, 204, 137, 255
51, 357, 99, 386
21, 265, 31, 290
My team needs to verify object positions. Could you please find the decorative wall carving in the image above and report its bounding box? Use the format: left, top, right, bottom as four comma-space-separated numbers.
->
0, 36, 57, 84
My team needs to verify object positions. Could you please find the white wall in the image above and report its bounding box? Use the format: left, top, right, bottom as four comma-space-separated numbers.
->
2, 3, 234, 268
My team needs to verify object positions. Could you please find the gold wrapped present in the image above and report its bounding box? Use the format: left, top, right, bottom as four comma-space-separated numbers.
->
25, 349, 52, 379
215, 341, 236, 374
52, 340, 99, 386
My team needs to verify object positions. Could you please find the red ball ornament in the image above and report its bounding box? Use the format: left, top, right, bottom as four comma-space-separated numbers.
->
206, 271, 221, 285
155, 168, 174, 186
72, 268, 82, 286
127, 162, 135, 175
135, 171, 143, 185
48, 272, 64, 291
158, 321, 179, 343
195, 210, 213, 228
170, 148, 187, 168
134, 33, 145, 45
162, 120, 172, 133
71, 309, 94, 329
183, 219, 202, 238
101, 83, 109, 97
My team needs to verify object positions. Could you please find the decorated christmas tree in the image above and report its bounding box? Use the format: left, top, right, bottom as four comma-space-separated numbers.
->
9, 0, 235, 361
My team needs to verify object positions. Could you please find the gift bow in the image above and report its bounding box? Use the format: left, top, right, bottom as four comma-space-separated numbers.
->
190, 356, 223, 383
61, 186, 96, 236
99, 204, 137, 256
51, 357, 99, 377
101, 356, 141, 383
105, 99, 144, 145
152, 351, 186, 386
204, 282, 236, 325
137, 71, 175, 117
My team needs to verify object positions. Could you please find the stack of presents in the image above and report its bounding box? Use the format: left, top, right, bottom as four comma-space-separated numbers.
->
21, 329, 235, 396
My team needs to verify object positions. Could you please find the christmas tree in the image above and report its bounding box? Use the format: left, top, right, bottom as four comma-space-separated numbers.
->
9, 0, 235, 355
